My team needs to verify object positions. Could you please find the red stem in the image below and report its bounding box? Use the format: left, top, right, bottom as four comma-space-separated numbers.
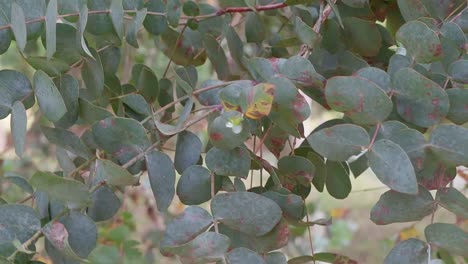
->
217, 2, 288, 15
368, 123, 381, 150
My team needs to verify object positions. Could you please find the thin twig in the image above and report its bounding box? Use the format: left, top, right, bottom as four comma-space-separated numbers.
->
162, 24, 188, 78
304, 202, 316, 263
367, 123, 381, 150
121, 141, 160, 169
17, 194, 33, 204
139, 81, 237, 125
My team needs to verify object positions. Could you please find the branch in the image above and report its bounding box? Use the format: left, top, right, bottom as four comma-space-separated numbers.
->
0, 3, 291, 32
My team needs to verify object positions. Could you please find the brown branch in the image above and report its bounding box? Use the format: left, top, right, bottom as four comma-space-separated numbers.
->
0, 3, 291, 32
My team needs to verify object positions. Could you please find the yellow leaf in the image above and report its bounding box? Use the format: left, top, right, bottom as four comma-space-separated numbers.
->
245, 83, 275, 120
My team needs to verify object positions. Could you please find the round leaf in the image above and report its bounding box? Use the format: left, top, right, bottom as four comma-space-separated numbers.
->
429, 125, 468, 166
174, 131, 202, 174
211, 191, 282, 236
208, 111, 250, 150
425, 223, 468, 257
396, 21, 442, 63
177, 165, 213, 205
206, 147, 250, 178
371, 186, 434, 225
367, 139, 418, 194
325, 76, 392, 125
146, 150, 176, 211
308, 124, 370, 161
384, 238, 428, 264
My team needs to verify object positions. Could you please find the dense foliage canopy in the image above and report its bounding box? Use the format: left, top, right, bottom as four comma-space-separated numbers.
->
0, 0, 467, 263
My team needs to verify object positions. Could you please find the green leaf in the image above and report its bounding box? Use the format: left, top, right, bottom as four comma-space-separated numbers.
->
45, 0, 57, 59
308, 124, 370, 162
325, 160, 351, 199
325, 76, 392, 125
226, 248, 266, 264
396, 0, 430, 21
211, 191, 282, 236
78, 98, 113, 124
26, 57, 70, 77
416, 152, 456, 190
3, 174, 33, 194
262, 191, 305, 221
143, 0, 168, 35
87, 186, 121, 222
81, 49, 105, 98
44, 23, 81, 64
33, 70, 67, 122
341, 0, 368, 8
174, 131, 202, 174
92, 117, 150, 173
110, 0, 124, 39
446, 88, 468, 124
355, 67, 391, 92
167, 0, 182, 27
268, 77, 311, 137
278, 156, 315, 186
396, 21, 442, 63
206, 146, 250, 178
45, 212, 97, 262
279, 55, 325, 90
177, 165, 214, 205
448, 59, 468, 84
367, 139, 418, 194
264, 252, 287, 264
294, 17, 320, 48
95, 159, 138, 186
160, 206, 213, 249
126, 8, 147, 48
183, 1, 200, 16
41, 126, 92, 159
245, 13, 265, 44
384, 238, 428, 264
425, 223, 468, 257
76, 5, 93, 58
29, 171, 91, 208
264, 125, 289, 158
164, 232, 229, 262
371, 186, 434, 225
343, 17, 381, 57
155, 97, 194, 135
435, 187, 468, 219
226, 26, 244, 67
203, 35, 229, 81
0, 70, 34, 119
429, 125, 468, 166
131, 64, 159, 103
288, 253, 357, 263
11, 101, 26, 157
209, 111, 251, 149
145, 150, 176, 212
11, 2, 27, 53
121, 94, 151, 116
0, 204, 41, 257
393, 68, 449, 128
43, 222, 87, 262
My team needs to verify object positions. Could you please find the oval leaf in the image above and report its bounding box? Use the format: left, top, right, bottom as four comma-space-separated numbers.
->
145, 150, 175, 211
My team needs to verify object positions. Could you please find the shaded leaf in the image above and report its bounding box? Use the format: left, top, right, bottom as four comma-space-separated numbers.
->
355, 67, 391, 92
429, 125, 468, 166
0, 204, 41, 257
435, 187, 468, 219
206, 147, 250, 178
126, 8, 147, 48
3, 174, 33, 194
278, 156, 315, 186
425, 223, 468, 257
262, 191, 305, 221
368, 139, 418, 194
448, 59, 468, 84
11, 2, 27, 53
308, 124, 370, 162
167, 0, 182, 27
95, 159, 138, 186
145, 150, 176, 212
396, 21, 442, 63
177, 165, 213, 205
393, 68, 449, 128
110, 0, 124, 39
226, 248, 266, 264
325, 76, 392, 125
81, 49, 105, 98
384, 238, 427, 264
11, 101, 27, 157
87, 186, 121, 222
0, 70, 34, 119
131, 64, 159, 103
446, 88, 468, 124
396, 0, 430, 21
204, 34, 229, 80
45, 0, 57, 59
325, 160, 351, 199
211, 191, 282, 236
143, 0, 168, 35
155, 97, 193, 135
294, 17, 320, 48
371, 186, 434, 225
160, 206, 213, 249
33, 70, 67, 122
175, 131, 202, 174
29, 172, 90, 208
343, 17, 381, 57
26, 57, 70, 77
164, 232, 229, 262
41, 126, 92, 159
